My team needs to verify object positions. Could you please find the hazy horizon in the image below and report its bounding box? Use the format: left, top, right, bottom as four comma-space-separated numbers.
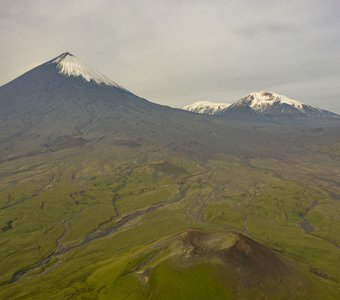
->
1, 0, 339, 112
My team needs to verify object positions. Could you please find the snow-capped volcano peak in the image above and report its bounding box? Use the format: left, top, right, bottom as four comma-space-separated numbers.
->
51, 52, 121, 87
183, 101, 230, 115
234, 91, 304, 111
223, 91, 340, 119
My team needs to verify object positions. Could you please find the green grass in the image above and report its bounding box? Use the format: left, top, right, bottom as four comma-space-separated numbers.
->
147, 262, 232, 300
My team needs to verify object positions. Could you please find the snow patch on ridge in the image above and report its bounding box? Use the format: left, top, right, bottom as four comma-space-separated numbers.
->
184, 101, 230, 114
52, 52, 122, 88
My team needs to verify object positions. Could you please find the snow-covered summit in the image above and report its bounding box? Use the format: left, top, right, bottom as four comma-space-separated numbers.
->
223, 91, 339, 119
51, 52, 122, 88
232, 91, 304, 112
183, 101, 230, 115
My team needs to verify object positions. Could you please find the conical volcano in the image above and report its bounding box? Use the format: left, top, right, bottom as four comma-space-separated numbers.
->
0, 52, 218, 158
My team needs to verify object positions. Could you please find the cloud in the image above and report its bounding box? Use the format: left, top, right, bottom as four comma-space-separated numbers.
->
0, 0, 339, 112
232, 21, 299, 38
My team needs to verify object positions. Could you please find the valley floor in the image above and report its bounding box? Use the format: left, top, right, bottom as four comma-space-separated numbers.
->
0, 142, 340, 299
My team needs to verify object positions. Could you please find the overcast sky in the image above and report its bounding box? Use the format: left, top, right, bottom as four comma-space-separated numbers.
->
1, 0, 339, 112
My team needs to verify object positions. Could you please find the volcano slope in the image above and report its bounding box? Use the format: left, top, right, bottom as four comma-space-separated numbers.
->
0, 53, 340, 299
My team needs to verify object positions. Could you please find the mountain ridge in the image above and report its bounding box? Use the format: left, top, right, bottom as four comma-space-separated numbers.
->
183, 101, 230, 115
184, 91, 339, 119
1, 53, 339, 161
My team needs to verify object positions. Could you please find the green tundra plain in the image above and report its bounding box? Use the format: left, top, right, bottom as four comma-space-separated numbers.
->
0, 135, 339, 299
